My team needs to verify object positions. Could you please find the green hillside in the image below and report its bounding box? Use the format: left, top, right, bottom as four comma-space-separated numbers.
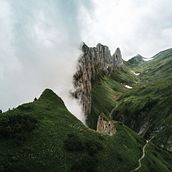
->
87, 66, 137, 129
112, 49, 172, 151
87, 48, 172, 154
128, 54, 144, 65
0, 89, 171, 171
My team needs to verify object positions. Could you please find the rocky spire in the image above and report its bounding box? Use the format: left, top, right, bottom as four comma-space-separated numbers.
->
73, 43, 123, 116
112, 48, 123, 67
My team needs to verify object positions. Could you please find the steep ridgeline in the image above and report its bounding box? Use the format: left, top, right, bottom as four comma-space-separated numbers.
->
1, 89, 171, 171
73, 43, 123, 117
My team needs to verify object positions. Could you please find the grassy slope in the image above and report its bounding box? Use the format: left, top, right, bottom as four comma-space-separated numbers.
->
112, 49, 172, 150
139, 143, 172, 172
85, 49, 172, 171
0, 89, 171, 172
87, 66, 137, 129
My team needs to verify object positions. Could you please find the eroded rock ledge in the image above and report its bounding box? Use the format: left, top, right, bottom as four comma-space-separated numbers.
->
96, 114, 116, 136
73, 43, 123, 116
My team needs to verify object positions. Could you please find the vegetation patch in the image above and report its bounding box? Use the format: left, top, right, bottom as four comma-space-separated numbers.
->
64, 133, 103, 171
0, 114, 38, 141
64, 133, 103, 155
0, 88, 171, 171
71, 154, 98, 172
64, 133, 85, 152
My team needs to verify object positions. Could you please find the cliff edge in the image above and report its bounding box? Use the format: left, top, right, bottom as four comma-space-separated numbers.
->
73, 43, 123, 117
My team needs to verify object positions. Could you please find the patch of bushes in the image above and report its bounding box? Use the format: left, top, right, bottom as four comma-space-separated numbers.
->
64, 133, 85, 151
85, 139, 103, 156
0, 114, 38, 141
71, 154, 98, 172
64, 133, 103, 172
18, 104, 33, 112
64, 133, 103, 155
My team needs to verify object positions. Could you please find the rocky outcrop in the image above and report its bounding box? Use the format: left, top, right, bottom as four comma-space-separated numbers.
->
113, 48, 123, 67
96, 114, 116, 136
73, 43, 123, 116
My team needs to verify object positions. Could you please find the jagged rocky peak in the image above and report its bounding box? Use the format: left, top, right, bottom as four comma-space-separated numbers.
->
113, 48, 123, 67
73, 43, 123, 116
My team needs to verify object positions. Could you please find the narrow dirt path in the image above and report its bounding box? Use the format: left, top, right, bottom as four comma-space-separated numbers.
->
108, 106, 153, 172
130, 137, 154, 172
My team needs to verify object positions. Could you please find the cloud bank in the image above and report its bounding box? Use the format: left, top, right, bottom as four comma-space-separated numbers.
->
0, 0, 172, 122
0, 0, 93, 122
80, 0, 172, 59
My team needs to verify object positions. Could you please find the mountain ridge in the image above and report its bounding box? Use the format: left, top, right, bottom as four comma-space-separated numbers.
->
0, 88, 171, 171
0, 44, 172, 171
73, 44, 172, 153
73, 43, 124, 117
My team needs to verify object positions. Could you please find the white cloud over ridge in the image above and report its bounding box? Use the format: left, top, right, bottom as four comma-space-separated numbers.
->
0, 0, 89, 122
0, 0, 172, 122
81, 0, 172, 59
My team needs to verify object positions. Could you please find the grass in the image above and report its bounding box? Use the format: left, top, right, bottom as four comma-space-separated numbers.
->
1, 48, 172, 171
0, 89, 171, 171
83, 48, 172, 171
110, 49, 172, 151
87, 66, 137, 129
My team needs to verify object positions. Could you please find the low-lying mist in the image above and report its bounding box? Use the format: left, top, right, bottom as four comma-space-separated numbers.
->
0, 0, 92, 122
1, 0, 172, 123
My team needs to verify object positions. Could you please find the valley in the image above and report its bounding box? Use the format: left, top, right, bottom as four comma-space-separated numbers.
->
0, 44, 172, 171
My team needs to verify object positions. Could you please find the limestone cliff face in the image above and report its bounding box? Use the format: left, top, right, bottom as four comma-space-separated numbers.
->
73, 43, 123, 116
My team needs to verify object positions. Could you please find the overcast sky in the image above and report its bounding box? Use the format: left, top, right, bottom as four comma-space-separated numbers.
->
0, 0, 172, 121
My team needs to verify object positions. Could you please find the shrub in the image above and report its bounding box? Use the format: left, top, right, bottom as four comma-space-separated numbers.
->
0, 114, 38, 140
64, 134, 103, 171
0, 110, 2, 113
64, 134, 103, 155
117, 155, 123, 162
64, 133, 85, 151
18, 105, 33, 112
64, 133, 103, 155
85, 140, 103, 156
71, 154, 98, 172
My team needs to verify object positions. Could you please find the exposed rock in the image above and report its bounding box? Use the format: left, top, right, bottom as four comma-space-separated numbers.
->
96, 114, 116, 136
113, 48, 123, 67
73, 43, 123, 116
138, 121, 150, 136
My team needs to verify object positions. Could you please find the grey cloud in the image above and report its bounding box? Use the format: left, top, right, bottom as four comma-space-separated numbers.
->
0, 0, 172, 123
0, 0, 93, 122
